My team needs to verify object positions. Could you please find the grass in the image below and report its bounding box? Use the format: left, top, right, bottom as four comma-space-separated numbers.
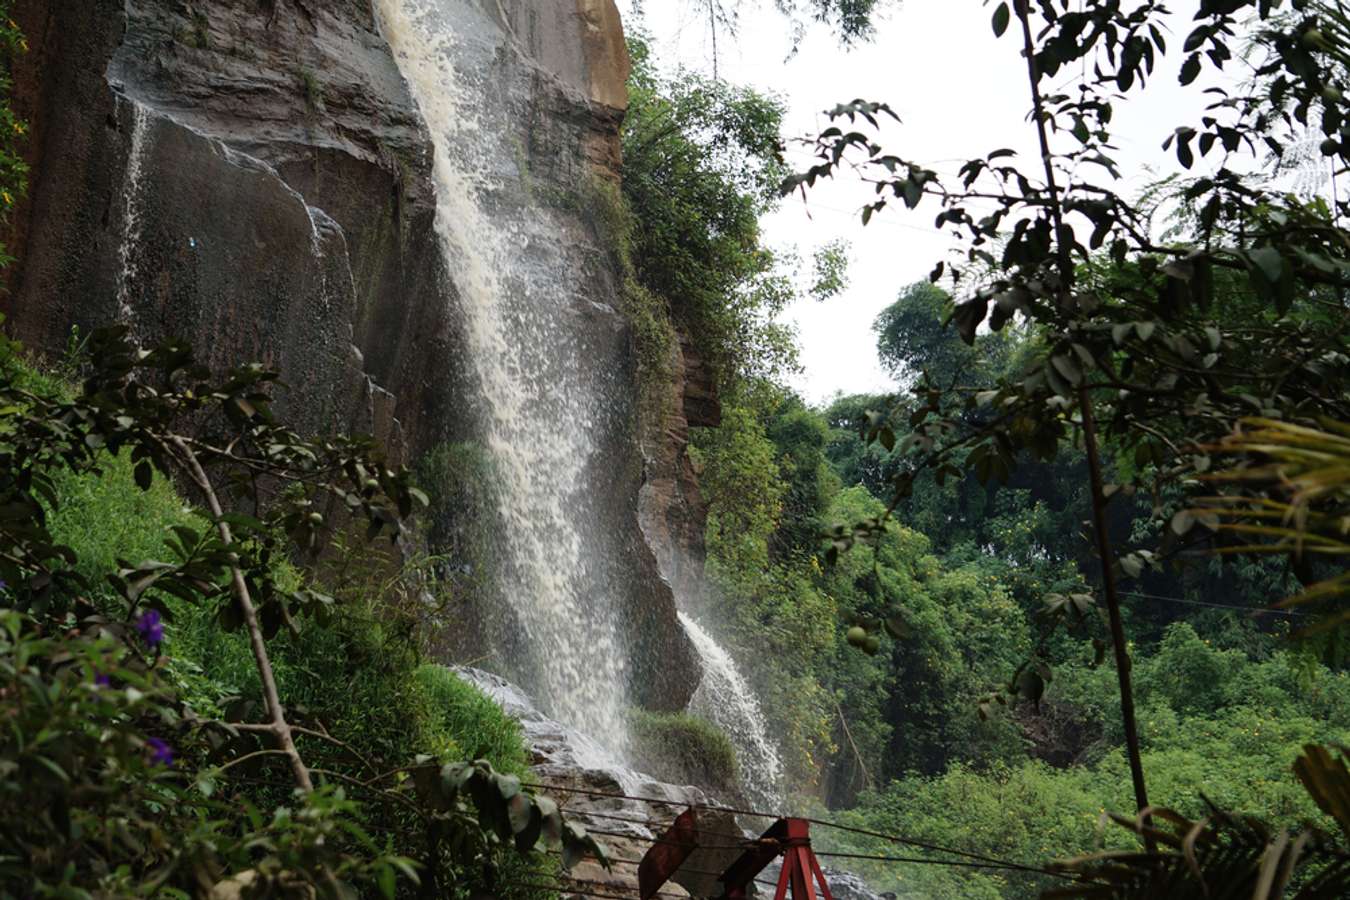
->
1, 339, 546, 897
18, 354, 529, 776
191, 12, 210, 49
415, 665, 529, 774
629, 708, 739, 793
46, 453, 201, 595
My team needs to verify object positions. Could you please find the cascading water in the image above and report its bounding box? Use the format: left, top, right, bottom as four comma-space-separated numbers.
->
115, 101, 152, 327
376, 0, 632, 753
678, 612, 785, 808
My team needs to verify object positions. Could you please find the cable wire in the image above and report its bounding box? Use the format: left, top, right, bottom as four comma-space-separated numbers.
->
1119, 589, 1309, 617
526, 782, 1100, 885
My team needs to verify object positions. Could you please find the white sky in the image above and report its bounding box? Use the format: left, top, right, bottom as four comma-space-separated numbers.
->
621, 1, 1224, 403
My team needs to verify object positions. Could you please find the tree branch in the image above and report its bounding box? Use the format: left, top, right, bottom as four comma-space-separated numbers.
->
170, 435, 313, 792
1012, 0, 1153, 845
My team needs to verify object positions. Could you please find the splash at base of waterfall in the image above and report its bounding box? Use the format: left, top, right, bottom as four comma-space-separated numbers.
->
678, 612, 785, 809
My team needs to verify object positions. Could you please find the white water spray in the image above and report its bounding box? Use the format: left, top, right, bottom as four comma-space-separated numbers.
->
115, 101, 153, 327
679, 612, 785, 808
376, 0, 632, 752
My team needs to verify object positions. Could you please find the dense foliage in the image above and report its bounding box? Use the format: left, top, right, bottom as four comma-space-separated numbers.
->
621, 30, 800, 388
0, 327, 602, 897
621, 1, 1350, 893
0, 0, 26, 269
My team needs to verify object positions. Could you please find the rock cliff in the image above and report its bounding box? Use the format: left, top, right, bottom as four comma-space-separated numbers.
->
4, 0, 699, 719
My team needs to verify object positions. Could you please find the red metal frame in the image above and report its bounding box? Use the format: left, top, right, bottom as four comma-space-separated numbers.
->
638, 814, 834, 900
722, 818, 834, 900
639, 808, 699, 900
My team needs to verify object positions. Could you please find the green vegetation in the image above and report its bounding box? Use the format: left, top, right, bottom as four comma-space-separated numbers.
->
415, 664, 529, 774
685, 280, 1350, 894
0, 1, 27, 268
0, 326, 598, 896
298, 66, 324, 114
621, 31, 800, 390
13, 0, 1350, 896
667, 0, 1350, 894
628, 709, 740, 795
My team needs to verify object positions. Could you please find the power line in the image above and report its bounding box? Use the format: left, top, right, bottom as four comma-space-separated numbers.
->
815, 848, 1070, 876
523, 782, 1096, 885
568, 807, 754, 844
584, 825, 751, 853
1119, 589, 1310, 618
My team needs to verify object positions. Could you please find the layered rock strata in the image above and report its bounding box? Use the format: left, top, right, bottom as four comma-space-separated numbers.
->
5, 0, 698, 716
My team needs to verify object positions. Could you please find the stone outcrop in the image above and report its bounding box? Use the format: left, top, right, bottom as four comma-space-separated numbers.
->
456, 667, 888, 900
639, 332, 722, 609
457, 667, 745, 899
5, 0, 699, 716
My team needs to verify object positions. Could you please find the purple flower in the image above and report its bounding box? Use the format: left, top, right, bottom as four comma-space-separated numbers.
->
134, 610, 164, 648
146, 737, 174, 767
93, 673, 111, 688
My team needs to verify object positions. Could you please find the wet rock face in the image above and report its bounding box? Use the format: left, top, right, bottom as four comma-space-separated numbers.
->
5, 0, 698, 713
6, 0, 448, 451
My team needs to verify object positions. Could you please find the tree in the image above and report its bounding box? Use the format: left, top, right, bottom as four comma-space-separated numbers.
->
623, 35, 799, 387
874, 281, 1012, 388
788, 0, 1350, 854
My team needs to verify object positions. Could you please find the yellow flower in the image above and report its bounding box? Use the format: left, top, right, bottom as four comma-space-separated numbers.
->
2, 191, 12, 205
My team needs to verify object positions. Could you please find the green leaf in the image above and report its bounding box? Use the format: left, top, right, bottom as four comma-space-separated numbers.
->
991, 2, 1011, 37
494, 772, 520, 801
883, 614, 911, 640
537, 796, 562, 846
507, 792, 533, 834
514, 801, 543, 852
561, 825, 592, 869
1050, 354, 1083, 386
1180, 53, 1201, 85
1249, 246, 1285, 283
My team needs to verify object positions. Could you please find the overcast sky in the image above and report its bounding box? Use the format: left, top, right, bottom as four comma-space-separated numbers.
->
620, 1, 1227, 404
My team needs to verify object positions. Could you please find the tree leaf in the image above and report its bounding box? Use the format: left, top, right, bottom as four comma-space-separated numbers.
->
992, 2, 1011, 37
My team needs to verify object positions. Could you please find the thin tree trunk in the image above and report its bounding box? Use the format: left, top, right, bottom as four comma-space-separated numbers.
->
171, 436, 313, 792
1078, 388, 1153, 839
1011, 0, 1153, 843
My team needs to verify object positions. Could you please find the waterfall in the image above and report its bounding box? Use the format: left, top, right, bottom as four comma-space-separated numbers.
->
376, 0, 632, 753
115, 100, 152, 327
678, 612, 785, 809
